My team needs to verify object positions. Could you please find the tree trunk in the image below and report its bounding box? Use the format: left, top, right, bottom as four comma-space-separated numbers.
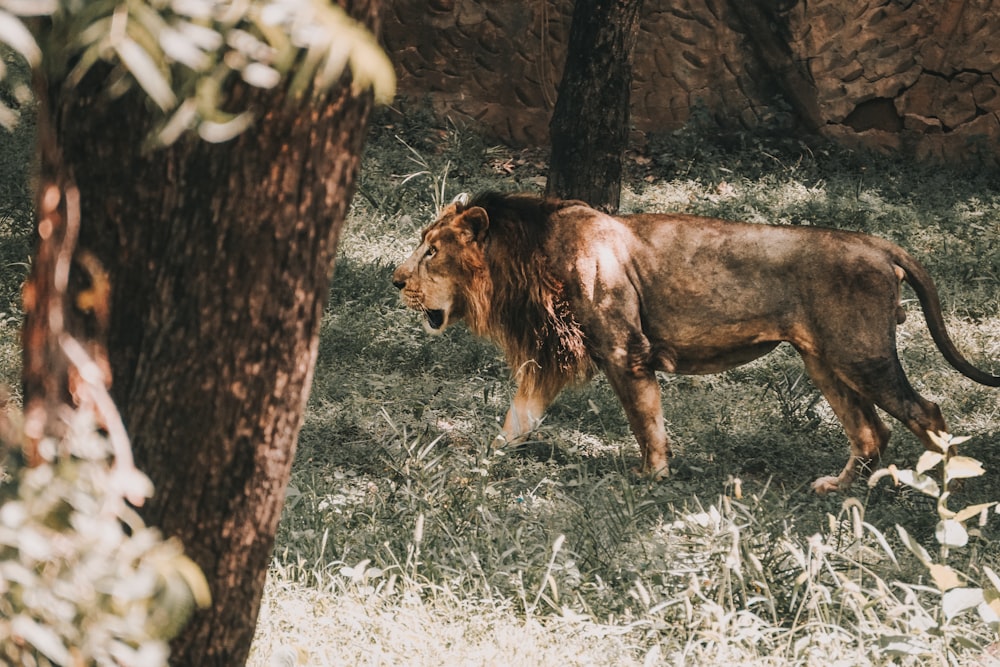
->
546, 0, 645, 213
725, 0, 823, 132
39, 1, 381, 664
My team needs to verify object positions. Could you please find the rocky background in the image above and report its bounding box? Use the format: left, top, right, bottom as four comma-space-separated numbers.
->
383, 0, 1000, 163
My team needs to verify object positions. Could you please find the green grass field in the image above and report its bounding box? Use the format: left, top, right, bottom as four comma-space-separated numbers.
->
249, 116, 1000, 665
1, 104, 998, 665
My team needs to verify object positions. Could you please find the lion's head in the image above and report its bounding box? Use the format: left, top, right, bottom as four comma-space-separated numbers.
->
391, 194, 493, 335
394, 192, 593, 396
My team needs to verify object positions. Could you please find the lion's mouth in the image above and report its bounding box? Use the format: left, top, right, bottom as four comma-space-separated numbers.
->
425, 309, 445, 330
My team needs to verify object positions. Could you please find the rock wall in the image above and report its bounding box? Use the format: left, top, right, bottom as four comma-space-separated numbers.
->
789, 0, 1000, 162
382, 0, 1000, 163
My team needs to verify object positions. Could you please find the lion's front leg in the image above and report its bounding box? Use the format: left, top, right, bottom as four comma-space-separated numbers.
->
603, 366, 671, 480
494, 381, 562, 448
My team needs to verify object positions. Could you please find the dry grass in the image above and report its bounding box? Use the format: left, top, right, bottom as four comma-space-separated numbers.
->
249, 571, 647, 667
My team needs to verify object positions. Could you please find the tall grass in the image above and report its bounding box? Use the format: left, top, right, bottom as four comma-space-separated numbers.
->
250, 114, 1000, 665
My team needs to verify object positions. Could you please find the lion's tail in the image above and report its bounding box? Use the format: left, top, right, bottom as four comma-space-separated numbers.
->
893, 249, 1000, 387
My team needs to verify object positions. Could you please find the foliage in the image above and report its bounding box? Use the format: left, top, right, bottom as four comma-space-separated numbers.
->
270, 420, 1000, 664
0, 409, 210, 666
0, 0, 395, 143
868, 432, 1000, 659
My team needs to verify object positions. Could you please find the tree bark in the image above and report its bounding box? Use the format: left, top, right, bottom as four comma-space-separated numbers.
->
725, 0, 823, 132
546, 0, 645, 213
37, 1, 381, 664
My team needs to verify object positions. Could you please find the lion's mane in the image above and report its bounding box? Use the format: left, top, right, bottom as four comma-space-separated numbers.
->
461, 192, 594, 396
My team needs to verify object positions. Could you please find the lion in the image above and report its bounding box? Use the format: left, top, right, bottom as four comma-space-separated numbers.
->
392, 191, 999, 493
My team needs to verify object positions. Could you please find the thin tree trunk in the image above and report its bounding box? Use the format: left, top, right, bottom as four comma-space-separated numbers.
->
38, 1, 381, 663
726, 0, 823, 132
546, 0, 645, 213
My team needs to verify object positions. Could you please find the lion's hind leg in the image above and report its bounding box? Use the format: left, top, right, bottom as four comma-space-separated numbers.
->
800, 355, 892, 494
844, 357, 948, 459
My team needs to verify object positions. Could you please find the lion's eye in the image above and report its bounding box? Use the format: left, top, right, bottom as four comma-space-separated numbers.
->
425, 246, 437, 259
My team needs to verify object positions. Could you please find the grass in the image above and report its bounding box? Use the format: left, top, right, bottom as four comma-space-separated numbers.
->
0, 99, 997, 664
0, 48, 35, 400
248, 114, 1000, 665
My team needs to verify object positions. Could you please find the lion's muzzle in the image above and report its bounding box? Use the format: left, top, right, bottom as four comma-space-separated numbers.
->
392, 265, 448, 332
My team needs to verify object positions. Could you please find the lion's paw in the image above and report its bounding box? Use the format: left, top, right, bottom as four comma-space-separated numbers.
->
811, 476, 841, 495
631, 463, 670, 482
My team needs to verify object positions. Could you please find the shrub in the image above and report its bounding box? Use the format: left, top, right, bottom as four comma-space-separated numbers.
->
0, 409, 209, 666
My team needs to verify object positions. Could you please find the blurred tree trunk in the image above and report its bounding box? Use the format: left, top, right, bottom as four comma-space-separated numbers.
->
33, 1, 381, 664
546, 0, 645, 213
726, 0, 823, 132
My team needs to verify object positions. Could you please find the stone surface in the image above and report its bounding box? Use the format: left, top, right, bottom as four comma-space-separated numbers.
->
382, 0, 1000, 163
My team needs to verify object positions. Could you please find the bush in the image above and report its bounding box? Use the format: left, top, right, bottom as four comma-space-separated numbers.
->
0, 409, 209, 666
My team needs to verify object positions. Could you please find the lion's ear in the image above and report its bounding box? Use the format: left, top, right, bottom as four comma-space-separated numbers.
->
451, 192, 471, 212
453, 206, 489, 243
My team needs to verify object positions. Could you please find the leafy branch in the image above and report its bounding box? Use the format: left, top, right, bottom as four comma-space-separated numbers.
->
869, 432, 1000, 656
0, 0, 395, 143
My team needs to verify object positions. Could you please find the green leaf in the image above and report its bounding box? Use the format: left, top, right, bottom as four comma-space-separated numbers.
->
346, 32, 396, 104
984, 565, 1000, 593
894, 469, 940, 497
241, 62, 281, 88
172, 552, 211, 610
109, 640, 169, 667
173, 20, 223, 52
928, 431, 973, 454
941, 587, 984, 621
935, 519, 968, 548
159, 26, 211, 70
0, 10, 41, 66
46, 0, 397, 148
929, 563, 963, 591
66, 39, 107, 90
915, 450, 944, 474
3, 1, 58, 15
979, 598, 1000, 629
927, 431, 973, 453
155, 98, 198, 146
944, 456, 986, 483
952, 501, 996, 524
936, 492, 955, 519
867, 466, 896, 488
896, 524, 932, 566
16, 526, 52, 562
197, 111, 254, 143
927, 431, 949, 453
115, 36, 177, 111
862, 521, 899, 566
878, 635, 929, 656
11, 615, 72, 665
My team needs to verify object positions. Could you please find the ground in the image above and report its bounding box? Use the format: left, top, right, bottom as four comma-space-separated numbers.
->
249, 114, 1000, 665
1, 104, 998, 665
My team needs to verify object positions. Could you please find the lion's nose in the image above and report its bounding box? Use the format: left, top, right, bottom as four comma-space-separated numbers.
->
392, 269, 406, 290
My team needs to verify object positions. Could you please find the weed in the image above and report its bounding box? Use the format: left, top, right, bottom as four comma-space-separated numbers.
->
393, 135, 453, 214
868, 432, 1000, 661
762, 369, 823, 432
